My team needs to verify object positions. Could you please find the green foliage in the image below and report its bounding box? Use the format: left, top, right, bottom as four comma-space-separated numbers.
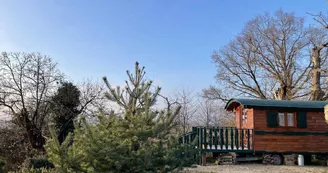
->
0, 159, 5, 173
44, 127, 83, 173
103, 61, 161, 117
52, 82, 81, 109
173, 139, 200, 167
44, 62, 197, 172
8, 167, 61, 173
51, 82, 81, 144
46, 113, 198, 173
28, 157, 54, 169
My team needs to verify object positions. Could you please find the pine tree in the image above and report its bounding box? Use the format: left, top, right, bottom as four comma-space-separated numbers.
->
44, 127, 82, 173
102, 61, 161, 117
45, 62, 198, 173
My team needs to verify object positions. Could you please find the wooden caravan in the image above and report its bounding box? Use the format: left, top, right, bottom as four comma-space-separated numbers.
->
225, 98, 328, 154
179, 98, 328, 165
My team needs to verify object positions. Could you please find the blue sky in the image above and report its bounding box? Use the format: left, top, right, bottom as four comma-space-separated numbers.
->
0, 0, 327, 97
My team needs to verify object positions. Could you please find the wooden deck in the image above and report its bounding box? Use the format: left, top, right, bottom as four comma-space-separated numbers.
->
179, 126, 254, 152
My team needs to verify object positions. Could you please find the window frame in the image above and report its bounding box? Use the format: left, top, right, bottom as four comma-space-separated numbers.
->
277, 112, 296, 127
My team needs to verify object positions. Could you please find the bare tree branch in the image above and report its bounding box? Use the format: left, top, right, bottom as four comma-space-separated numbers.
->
209, 10, 315, 100
76, 78, 105, 117
171, 87, 197, 134
307, 12, 328, 100
196, 97, 235, 128
0, 52, 63, 148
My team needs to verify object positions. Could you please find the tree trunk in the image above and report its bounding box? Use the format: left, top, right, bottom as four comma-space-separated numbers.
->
311, 47, 324, 101
22, 109, 45, 149
274, 85, 289, 100
58, 119, 74, 144
280, 85, 287, 100
26, 125, 45, 149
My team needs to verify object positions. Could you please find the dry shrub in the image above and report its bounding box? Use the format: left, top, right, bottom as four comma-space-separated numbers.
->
0, 121, 45, 172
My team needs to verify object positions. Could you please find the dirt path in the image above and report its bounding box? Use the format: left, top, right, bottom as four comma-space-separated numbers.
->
183, 164, 328, 173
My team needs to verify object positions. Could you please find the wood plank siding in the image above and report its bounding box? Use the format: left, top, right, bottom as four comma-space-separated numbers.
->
253, 109, 328, 153
235, 107, 254, 129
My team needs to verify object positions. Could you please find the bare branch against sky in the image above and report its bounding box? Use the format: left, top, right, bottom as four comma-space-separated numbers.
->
206, 10, 325, 101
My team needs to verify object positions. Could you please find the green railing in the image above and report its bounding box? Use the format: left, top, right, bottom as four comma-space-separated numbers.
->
179, 131, 196, 144
179, 126, 253, 152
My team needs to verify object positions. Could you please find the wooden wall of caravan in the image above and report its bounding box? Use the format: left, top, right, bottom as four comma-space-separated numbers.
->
235, 106, 254, 129
253, 110, 328, 153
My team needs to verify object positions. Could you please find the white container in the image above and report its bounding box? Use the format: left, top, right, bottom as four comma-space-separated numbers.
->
298, 155, 304, 166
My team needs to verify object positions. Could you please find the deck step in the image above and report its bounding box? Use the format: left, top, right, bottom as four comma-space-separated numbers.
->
218, 153, 236, 165
220, 162, 234, 165
221, 156, 234, 159
237, 156, 261, 162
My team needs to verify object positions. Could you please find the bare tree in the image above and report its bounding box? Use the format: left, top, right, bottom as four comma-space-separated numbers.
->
307, 12, 328, 100
0, 121, 40, 171
76, 78, 106, 117
196, 98, 235, 128
0, 52, 63, 149
202, 86, 231, 102
196, 98, 218, 128
70, 79, 114, 125
208, 10, 316, 101
174, 87, 197, 134
158, 93, 180, 113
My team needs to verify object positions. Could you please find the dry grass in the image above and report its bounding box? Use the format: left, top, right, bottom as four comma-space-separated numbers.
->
183, 164, 328, 173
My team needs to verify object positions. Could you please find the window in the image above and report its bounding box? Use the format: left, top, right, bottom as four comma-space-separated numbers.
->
266, 111, 307, 128
278, 112, 295, 127
287, 113, 294, 126
278, 113, 285, 126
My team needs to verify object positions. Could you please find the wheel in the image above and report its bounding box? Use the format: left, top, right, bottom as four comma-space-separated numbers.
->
272, 154, 283, 165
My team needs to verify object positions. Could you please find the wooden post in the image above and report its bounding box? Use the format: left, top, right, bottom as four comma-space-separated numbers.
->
220, 128, 224, 149
197, 127, 200, 148
200, 128, 203, 149
230, 127, 234, 150
215, 127, 218, 150
188, 133, 191, 144
202, 152, 207, 166
235, 129, 239, 150
241, 129, 244, 150
225, 127, 228, 150
247, 129, 250, 149
209, 128, 212, 149
204, 127, 207, 149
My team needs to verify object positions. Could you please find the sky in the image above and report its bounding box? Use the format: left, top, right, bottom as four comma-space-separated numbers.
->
0, 0, 328, 99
